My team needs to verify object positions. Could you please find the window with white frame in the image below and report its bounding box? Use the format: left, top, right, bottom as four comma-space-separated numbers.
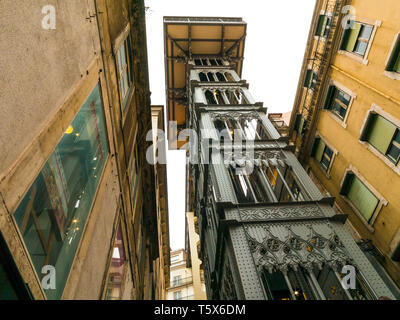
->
310, 137, 335, 173
339, 172, 380, 224
315, 14, 332, 38
360, 113, 400, 165
340, 21, 374, 57
323, 84, 352, 121
385, 34, 400, 74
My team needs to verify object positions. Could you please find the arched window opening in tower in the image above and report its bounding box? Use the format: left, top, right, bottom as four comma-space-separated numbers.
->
225, 90, 239, 104
227, 161, 310, 204
205, 90, 217, 104
207, 72, 215, 82
194, 59, 202, 66
234, 89, 249, 104
210, 59, 217, 66
215, 90, 225, 104
199, 72, 208, 82
225, 72, 235, 82
216, 72, 226, 82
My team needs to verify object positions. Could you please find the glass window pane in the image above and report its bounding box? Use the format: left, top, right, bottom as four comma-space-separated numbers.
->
13, 83, 109, 299
337, 90, 350, 105
104, 222, 126, 300
0, 260, 18, 300
354, 40, 368, 55
359, 25, 373, 40
387, 144, 400, 162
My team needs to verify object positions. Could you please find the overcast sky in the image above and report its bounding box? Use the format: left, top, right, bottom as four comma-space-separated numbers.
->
145, 0, 316, 250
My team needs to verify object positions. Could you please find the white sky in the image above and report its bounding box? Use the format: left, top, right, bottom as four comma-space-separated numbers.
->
145, 0, 316, 250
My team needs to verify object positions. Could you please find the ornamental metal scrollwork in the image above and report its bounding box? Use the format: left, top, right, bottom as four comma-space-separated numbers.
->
245, 223, 353, 274
220, 256, 238, 300
239, 205, 325, 222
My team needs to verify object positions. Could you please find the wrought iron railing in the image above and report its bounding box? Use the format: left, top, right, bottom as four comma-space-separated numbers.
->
170, 276, 193, 288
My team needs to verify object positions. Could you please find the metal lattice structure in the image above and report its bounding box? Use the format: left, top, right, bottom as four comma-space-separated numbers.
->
163, 16, 396, 300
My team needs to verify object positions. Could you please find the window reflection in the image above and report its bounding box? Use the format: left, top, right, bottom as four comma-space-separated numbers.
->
13, 83, 109, 299
104, 222, 127, 300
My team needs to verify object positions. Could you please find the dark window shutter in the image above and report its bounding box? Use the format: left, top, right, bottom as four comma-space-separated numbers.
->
298, 117, 306, 135
293, 114, 302, 132
323, 85, 336, 110
391, 239, 400, 261
339, 172, 354, 195
360, 113, 376, 141
304, 70, 313, 88
386, 36, 400, 72
315, 15, 327, 37
310, 137, 321, 157
340, 28, 351, 50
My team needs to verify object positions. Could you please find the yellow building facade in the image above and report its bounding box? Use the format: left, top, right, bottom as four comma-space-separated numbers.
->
290, 0, 400, 291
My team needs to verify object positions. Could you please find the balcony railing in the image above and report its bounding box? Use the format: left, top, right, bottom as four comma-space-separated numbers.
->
175, 295, 195, 300
170, 276, 193, 288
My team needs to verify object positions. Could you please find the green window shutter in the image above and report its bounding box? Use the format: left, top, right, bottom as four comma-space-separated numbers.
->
323, 86, 336, 109
360, 113, 376, 141
344, 22, 362, 52
387, 36, 400, 72
310, 137, 321, 157
314, 139, 326, 162
340, 173, 354, 195
394, 54, 400, 73
298, 116, 305, 135
315, 15, 328, 36
293, 114, 301, 131
347, 176, 379, 222
367, 115, 397, 154
304, 70, 313, 88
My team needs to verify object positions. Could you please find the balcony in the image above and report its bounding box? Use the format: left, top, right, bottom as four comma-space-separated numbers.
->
170, 276, 193, 288
175, 295, 195, 300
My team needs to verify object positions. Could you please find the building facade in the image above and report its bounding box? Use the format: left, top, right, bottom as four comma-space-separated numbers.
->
167, 247, 206, 300
0, 0, 168, 300
289, 0, 400, 291
151, 106, 171, 300
164, 16, 397, 300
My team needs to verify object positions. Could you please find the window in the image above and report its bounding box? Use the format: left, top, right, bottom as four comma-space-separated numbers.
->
207, 72, 215, 82
304, 70, 318, 90
116, 36, 134, 110
227, 159, 308, 204
311, 137, 334, 172
12, 83, 109, 299
224, 72, 235, 82
315, 14, 332, 37
293, 114, 307, 135
0, 233, 32, 300
340, 173, 379, 223
360, 113, 400, 164
340, 21, 373, 57
199, 72, 208, 81
323, 85, 351, 120
205, 89, 249, 105
386, 36, 400, 74
128, 144, 139, 204
216, 72, 226, 82
104, 222, 127, 300
213, 115, 270, 141
205, 90, 217, 104
174, 291, 182, 300
173, 275, 181, 286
